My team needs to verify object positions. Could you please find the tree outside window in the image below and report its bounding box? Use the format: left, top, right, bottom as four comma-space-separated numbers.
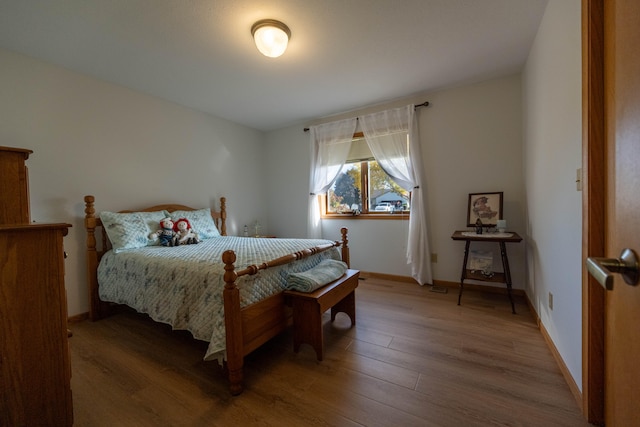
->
327, 160, 409, 214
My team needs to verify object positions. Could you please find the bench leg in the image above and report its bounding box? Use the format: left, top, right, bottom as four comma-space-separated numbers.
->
330, 291, 356, 327
291, 299, 324, 361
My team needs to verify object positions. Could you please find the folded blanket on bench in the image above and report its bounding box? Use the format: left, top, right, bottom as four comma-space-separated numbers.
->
286, 259, 348, 293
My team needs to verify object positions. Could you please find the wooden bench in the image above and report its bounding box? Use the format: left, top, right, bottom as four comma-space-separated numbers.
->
284, 269, 359, 361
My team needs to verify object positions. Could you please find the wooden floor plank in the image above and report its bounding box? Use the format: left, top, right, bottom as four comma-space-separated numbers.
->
69, 277, 591, 426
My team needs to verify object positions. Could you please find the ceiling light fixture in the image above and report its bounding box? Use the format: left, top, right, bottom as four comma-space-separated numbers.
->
251, 19, 291, 58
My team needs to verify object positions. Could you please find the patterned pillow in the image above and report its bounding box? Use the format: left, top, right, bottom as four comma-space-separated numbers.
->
170, 208, 220, 239
100, 210, 169, 253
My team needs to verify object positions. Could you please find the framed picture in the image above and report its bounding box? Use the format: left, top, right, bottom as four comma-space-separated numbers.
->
467, 192, 503, 227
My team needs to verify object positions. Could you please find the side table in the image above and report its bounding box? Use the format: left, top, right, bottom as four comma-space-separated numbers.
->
451, 230, 523, 314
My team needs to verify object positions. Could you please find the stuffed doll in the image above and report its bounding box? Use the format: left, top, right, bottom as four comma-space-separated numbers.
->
174, 218, 200, 245
149, 217, 178, 246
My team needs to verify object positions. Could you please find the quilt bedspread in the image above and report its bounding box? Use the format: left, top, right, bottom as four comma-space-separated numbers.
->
97, 236, 341, 361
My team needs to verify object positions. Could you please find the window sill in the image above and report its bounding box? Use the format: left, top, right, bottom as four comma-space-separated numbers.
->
322, 212, 410, 220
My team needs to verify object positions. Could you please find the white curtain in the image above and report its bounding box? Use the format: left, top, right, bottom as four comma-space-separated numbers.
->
307, 118, 358, 238
359, 105, 433, 285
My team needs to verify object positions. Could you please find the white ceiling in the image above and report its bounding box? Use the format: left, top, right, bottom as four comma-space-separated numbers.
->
0, 0, 549, 131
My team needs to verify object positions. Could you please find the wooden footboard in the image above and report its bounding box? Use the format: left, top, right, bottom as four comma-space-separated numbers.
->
221, 229, 349, 395
83, 195, 350, 395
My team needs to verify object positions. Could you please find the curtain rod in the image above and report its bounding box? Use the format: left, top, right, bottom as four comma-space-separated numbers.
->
303, 101, 429, 132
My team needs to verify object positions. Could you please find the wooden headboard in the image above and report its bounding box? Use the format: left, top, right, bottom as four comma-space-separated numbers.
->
83, 195, 227, 319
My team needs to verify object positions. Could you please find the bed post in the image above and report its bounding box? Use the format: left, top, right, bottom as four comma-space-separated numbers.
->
222, 249, 244, 395
340, 227, 350, 268
84, 195, 102, 321
219, 197, 227, 236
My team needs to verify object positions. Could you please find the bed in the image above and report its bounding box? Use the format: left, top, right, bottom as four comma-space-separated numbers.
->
83, 195, 350, 395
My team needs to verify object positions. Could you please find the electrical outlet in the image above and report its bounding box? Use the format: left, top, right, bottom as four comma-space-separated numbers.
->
549, 292, 553, 310
430, 253, 438, 263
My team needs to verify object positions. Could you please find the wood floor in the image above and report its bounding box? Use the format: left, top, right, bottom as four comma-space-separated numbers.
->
69, 277, 591, 426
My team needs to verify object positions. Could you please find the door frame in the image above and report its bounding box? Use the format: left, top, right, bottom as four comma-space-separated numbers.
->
582, 0, 605, 424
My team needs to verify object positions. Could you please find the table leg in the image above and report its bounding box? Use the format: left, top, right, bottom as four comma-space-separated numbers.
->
458, 240, 471, 305
499, 241, 516, 314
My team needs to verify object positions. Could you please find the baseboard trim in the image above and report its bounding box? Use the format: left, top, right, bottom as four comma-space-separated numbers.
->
432, 278, 526, 297
359, 272, 527, 297
68, 312, 89, 324
539, 317, 583, 412
524, 294, 583, 412
359, 271, 418, 284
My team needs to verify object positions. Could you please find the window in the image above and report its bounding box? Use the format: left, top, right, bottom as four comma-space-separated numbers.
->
324, 134, 410, 217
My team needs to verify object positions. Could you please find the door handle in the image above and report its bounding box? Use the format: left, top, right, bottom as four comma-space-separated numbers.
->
586, 248, 639, 290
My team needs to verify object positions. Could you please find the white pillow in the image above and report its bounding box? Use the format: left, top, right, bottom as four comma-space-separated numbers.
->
100, 210, 169, 252
170, 208, 220, 239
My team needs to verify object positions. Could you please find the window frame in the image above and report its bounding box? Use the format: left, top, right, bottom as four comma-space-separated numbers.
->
321, 133, 411, 220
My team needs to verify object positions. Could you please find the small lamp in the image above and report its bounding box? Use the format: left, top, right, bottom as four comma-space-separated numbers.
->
251, 19, 291, 58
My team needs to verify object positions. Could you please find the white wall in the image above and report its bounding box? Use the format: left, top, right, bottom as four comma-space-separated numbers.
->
266, 74, 526, 287
0, 48, 267, 317
522, 0, 582, 388
264, 125, 310, 238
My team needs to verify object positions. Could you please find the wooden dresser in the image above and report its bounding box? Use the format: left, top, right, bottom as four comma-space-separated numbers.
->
0, 146, 32, 224
0, 147, 73, 426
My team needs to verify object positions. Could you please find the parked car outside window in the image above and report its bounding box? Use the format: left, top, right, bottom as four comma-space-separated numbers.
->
374, 202, 393, 212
